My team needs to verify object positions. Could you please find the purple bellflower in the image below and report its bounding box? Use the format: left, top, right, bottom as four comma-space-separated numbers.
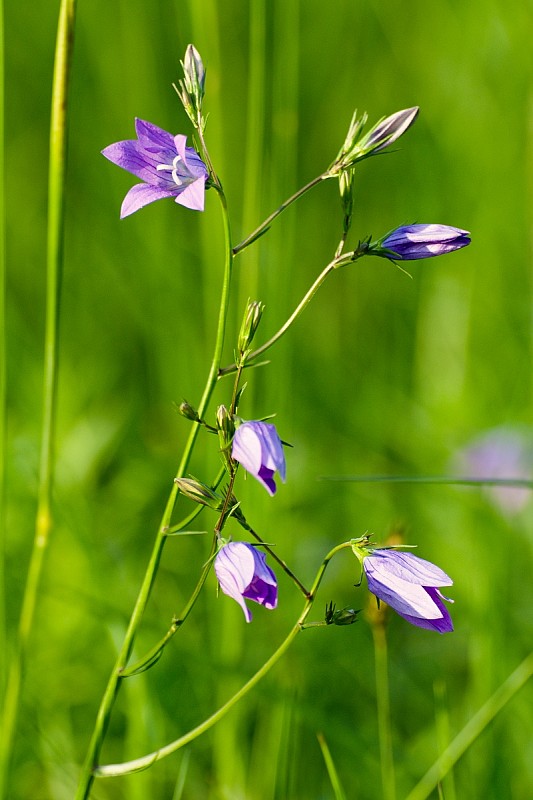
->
455, 426, 533, 515
102, 119, 208, 218
362, 549, 454, 633
232, 421, 286, 496
373, 224, 471, 260
214, 542, 278, 622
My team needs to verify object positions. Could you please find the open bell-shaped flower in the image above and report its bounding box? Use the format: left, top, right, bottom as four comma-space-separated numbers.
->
102, 118, 208, 217
214, 542, 278, 622
232, 420, 286, 496
352, 540, 454, 633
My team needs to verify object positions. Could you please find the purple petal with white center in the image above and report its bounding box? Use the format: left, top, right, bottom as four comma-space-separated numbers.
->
102, 118, 208, 216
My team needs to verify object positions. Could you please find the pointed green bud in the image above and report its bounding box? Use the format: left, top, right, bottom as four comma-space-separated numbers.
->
238, 300, 264, 358
325, 601, 359, 626
176, 44, 206, 129
330, 107, 418, 174
174, 477, 223, 510
216, 405, 236, 468
178, 400, 200, 422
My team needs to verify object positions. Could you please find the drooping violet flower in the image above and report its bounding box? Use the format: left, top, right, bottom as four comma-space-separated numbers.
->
358, 548, 454, 633
102, 119, 208, 218
214, 542, 277, 622
232, 421, 286, 496
371, 224, 471, 260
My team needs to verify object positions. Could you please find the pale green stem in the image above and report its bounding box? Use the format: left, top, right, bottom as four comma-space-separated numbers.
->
0, 2, 76, 796
93, 541, 352, 779
405, 651, 533, 800
0, 0, 6, 705
75, 179, 234, 800
232, 173, 329, 255
372, 624, 396, 800
219, 249, 361, 377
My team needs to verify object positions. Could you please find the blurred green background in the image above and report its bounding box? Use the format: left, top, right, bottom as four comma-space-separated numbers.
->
3, 0, 533, 798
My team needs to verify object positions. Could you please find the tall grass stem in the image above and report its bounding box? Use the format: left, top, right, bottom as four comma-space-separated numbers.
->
0, 1, 77, 795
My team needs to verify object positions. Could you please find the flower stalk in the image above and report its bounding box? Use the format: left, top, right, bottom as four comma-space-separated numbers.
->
75, 153, 234, 800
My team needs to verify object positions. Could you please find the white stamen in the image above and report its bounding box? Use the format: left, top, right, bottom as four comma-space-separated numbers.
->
156, 154, 186, 187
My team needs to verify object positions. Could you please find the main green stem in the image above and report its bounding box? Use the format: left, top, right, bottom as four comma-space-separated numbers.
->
75, 189, 233, 800
94, 541, 352, 778
0, 2, 76, 795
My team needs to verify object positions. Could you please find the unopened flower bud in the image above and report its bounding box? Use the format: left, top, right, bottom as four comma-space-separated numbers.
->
216, 406, 236, 467
174, 477, 223, 510
331, 107, 418, 173
325, 601, 359, 626
177, 44, 206, 128
238, 300, 264, 357
178, 400, 200, 421
183, 44, 205, 99
369, 224, 471, 261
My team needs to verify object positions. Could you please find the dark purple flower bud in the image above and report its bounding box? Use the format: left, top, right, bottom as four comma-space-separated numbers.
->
362, 550, 454, 633
232, 421, 286, 496
214, 542, 278, 622
374, 224, 471, 260
102, 119, 208, 217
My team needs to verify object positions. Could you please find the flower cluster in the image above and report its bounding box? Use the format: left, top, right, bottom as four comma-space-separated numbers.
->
101, 47, 461, 634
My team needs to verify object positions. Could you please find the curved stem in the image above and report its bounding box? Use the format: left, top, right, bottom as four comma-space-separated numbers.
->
94, 541, 352, 778
219, 247, 366, 376
0, 2, 77, 795
122, 533, 218, 678
232, 173, 329, 255
75, 175, 234, 800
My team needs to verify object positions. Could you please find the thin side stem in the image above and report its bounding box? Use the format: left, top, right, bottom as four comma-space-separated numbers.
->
75, 181, 234, 800
232, 173, 329, 255
93, 541, 352, 778
0, 2, 76, 795
219, 259, 336, 376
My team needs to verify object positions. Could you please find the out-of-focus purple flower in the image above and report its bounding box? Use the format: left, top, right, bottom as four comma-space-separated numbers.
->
362, 550, 454, 633
232, 421, 286, 496
455, 427, 533, 515
214, 542, 277, 622
102, 118, 208, 218
372, 224, 471, 260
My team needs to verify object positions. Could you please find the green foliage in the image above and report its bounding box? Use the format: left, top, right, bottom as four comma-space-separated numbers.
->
3, 0, 533, 798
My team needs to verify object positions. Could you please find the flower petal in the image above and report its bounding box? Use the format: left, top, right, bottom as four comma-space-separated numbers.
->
365, 568, 445, 619
135, 118, 175, 150
176, 178, 206, 211
120, 183, 177, 218
366, 551, 453, 587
